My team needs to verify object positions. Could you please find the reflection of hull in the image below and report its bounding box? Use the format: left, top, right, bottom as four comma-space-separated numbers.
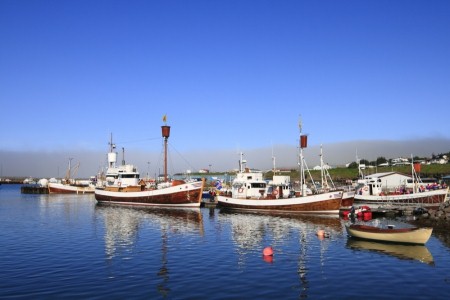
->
218, 209, 343, 254
96, 205, 204, 260
96, 205, 204, 232
346, 239, 434, 265
95, 180, 205, 207
217, 191, 342, 214
219, 209, 343, 233
346, 224, 433, 244
48, 182, 95, 194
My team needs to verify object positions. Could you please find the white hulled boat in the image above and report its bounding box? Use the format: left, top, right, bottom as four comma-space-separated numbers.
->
48, 159, 96, 194
354, 156, 448, 209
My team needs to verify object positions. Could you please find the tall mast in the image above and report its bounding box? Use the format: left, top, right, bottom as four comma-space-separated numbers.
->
411, 154, 416, 193
66, 157, 73, 180
161, 116, 170, 182
320, 144, 325, 188
299, 116, 308, 197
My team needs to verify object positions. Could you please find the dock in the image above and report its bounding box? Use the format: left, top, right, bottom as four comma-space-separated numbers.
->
21, 185, 49, 194
201, 199, 218, 208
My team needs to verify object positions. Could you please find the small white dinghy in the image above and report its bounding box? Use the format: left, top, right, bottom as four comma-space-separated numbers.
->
346, 224, 433, 245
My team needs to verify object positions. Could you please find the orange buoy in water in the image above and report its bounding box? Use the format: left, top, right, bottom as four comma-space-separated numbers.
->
317, 229, 325, 237
263, 246, 274, 256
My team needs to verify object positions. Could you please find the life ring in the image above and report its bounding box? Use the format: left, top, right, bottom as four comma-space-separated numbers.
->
238, 188, 244, 193
363, 186, 368, 191
273, 190, 278, 195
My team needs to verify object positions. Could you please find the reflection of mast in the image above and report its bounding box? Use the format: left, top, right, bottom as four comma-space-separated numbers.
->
298, 229, 308, 298
157, 228, 170, 297
161, 125, 171, 182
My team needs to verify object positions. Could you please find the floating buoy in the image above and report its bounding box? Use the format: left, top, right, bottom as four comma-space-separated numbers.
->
316, 229, 330, 239
263, 246, 274, 256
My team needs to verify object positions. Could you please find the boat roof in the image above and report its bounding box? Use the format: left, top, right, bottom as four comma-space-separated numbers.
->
365, 172, 410, 179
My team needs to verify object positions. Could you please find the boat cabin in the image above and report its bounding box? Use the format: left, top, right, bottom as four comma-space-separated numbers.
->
268, 175, 295, 198
105, 164, 140, 188
357, 172, 411, 196
231, 171, 268, 199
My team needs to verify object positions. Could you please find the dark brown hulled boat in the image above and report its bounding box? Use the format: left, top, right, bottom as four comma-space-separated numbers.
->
95, 122, 205, 207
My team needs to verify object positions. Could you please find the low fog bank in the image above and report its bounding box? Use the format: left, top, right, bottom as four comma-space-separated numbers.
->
1, 138, 449, 179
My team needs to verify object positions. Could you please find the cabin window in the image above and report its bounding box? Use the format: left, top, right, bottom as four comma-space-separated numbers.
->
251, 183, 266, 188
121, 174, 139, 179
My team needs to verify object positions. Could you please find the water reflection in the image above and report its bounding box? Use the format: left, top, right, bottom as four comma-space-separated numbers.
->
218, 210, 343, 252
346, 238, 434, 265
218, 210, 344, 298
96, 205, 204, 259
95, 205, 204, 297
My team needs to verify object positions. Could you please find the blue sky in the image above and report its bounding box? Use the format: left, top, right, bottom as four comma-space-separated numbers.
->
1, 0, 449, 177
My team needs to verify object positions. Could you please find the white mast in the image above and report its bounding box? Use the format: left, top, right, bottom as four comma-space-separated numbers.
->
411, 154, 417, 194
272, 145, 276, 174
239, 152, 246, 173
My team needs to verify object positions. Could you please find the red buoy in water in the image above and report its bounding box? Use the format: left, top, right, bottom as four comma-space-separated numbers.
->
263, 246, 274, 256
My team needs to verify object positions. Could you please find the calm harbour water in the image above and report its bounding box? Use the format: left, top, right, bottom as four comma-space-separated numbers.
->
1, 184, 450, 299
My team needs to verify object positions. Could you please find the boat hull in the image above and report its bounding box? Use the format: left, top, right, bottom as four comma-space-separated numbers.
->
95, 180, 205, 208
48, 182, 95, 194
217, 191, 342, 214
354, 188, 448, 209
341, 191, 355, 207
346, 224, 433, 244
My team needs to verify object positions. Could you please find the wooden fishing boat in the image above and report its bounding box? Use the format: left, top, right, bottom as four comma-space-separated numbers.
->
345, 224, 433, 245
217, 125, 342, 214
95, 122, 205, 208
48, 159, 96, 194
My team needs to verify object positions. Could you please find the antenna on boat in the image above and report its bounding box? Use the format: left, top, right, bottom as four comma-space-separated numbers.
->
239, 152, 245, 173
272, 144, 276, 174
108, 133, 117, 169
320, 145, 335, 190
66, 157, 73, 180
161, 115, 171, 182
320, 144, 326, 189
356, 149, 365, 180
